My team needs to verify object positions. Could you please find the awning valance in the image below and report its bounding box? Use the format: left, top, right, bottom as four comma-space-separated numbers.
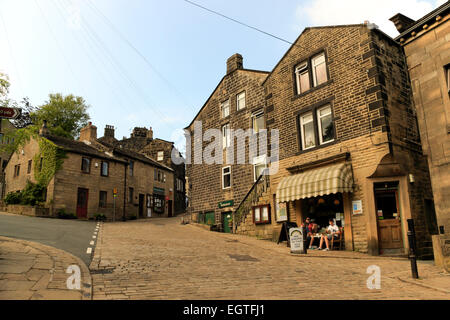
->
276, 163, 354, 203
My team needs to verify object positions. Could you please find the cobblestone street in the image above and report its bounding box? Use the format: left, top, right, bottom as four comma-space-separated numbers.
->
90, 218, 450, 300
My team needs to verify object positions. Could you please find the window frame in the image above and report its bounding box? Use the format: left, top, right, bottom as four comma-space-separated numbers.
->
100, 161, 109, 177
253, 204, 271, 224
81, 157, 91, 174
296, 101, 336, 153
293, 50, 329, 97
222, 166, 232, 190
222, 123, 231, 149
252, 110, 265, 134
253, 155, 268, 182
311, 52, 327, 87
299, 112, 316, 150
236, 91, 246, 111
221, 99, 230, 118
295, 62, 310, 95
316, 105, 335, 145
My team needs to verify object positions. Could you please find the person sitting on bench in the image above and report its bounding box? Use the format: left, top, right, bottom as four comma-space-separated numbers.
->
318, 219, 340, 251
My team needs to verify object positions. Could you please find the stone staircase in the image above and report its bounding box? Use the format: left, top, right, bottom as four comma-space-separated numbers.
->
234, 171, 271, 239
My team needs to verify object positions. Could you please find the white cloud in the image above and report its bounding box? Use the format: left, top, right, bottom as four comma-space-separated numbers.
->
295, 0, 440, 37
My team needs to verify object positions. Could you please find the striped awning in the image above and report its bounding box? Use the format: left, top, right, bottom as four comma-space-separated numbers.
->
276, 163, 354, 203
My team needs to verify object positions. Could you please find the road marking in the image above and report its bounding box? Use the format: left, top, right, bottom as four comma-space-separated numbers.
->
90, 240, 94, 245
86, 247, 92, 254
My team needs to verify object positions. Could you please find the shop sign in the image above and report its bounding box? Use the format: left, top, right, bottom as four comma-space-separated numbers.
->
289, 228, 304, 254
276, 202, 288, 222
218, 200, 234, 209
352, 200, 363, 215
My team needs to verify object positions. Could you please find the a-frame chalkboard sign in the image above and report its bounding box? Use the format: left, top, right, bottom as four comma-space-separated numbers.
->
277, 221, 298, 247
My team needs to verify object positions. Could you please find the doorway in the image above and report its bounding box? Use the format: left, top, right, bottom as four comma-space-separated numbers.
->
374, 182, 403, 252
76, 188, 89, 219
139, 194, 145, 218
222, 212, 233, 233
168, 200, 173, 217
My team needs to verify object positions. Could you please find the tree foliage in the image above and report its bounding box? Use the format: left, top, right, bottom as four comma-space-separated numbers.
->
33, 93, 90, 139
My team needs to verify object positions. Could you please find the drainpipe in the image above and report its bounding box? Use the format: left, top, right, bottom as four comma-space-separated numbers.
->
123, 160, 128, 221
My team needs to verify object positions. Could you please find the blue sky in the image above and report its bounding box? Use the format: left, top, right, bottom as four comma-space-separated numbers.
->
0, 0, 445, 151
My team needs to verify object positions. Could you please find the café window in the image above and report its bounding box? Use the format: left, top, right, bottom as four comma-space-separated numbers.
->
312, 53, 328, 86
222, 123, 231, 149
99, 191, 107, 208
101, 161, 109, 177
295, 62, 310, 94
81, 157, 91, 173
299, 113, 316, 150
222, 166, 231, 189
237, 91, 246, 111
221, 100, 230, 118
157, 151, 164, 161
317, 105, 334, 144
252, 110, 265, 133
253, 204, 270, 224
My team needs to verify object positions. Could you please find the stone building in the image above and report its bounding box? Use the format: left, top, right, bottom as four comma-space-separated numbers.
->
185, 53, 269, 232
0, 119, 17, 198
390, 2, 449, 269
97, 125, 186, 216
4, 122, 174, 220
187, 24, 437, 259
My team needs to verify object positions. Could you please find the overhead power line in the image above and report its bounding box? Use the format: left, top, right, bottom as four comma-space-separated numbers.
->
184, 0, 294, 45
85, 0, 197, 115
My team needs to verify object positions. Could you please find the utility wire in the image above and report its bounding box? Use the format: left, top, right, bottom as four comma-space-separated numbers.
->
59, 0, 177, 127
52, 0, 131, 114
33, 0, 87, 97
184, 0, 294, 45
85, 0, 197, 115
0, 8, 24, 98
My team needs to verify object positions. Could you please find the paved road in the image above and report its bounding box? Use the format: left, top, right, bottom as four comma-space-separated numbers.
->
90, 218, 450, 300
0, 213, 97, 266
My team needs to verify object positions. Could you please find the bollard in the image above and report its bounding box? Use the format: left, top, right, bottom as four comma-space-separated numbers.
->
407, 219, 419, 279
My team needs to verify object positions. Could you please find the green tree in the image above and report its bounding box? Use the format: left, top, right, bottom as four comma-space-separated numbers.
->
33, 93, 90, 139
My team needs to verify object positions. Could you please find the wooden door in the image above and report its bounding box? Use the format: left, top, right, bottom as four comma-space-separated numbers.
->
76, 188, 89, 218
375, 189, 403, 250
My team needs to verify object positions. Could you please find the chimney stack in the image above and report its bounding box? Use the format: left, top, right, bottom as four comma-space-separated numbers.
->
147, 127, 153, 140
39, 120, 49, 136
80, 122, 97, 142
389, 13, 416, 34
104, 125, 115, 139
226, 53, 243, 75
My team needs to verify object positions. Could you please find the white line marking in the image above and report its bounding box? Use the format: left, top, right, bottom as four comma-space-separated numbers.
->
90, 241, 94, 245
86, 247, 92, 254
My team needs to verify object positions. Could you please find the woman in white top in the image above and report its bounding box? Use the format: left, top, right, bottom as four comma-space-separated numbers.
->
318, 219, 340, 251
